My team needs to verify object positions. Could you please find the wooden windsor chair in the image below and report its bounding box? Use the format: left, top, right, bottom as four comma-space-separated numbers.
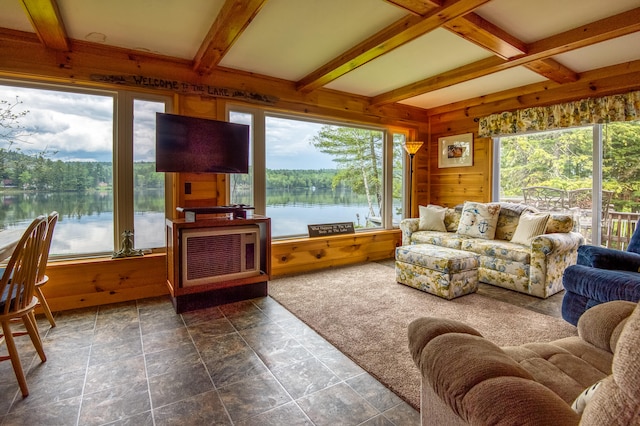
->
0, 215, 49, 397
34, 212, 58, 327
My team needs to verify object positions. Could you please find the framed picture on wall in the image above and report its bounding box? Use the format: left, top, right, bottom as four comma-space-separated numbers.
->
438, 133, 473, 168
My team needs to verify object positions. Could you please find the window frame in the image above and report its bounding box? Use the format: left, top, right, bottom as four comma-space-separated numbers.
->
226, 103, 414, 238
0, 77, 172, 258
492, 123, 605, 245
115, 91, 173, 252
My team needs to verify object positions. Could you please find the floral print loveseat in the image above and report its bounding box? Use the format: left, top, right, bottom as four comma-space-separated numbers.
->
399, 202, 584, 298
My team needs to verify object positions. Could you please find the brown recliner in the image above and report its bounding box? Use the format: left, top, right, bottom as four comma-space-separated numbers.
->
408, 300, 640, 425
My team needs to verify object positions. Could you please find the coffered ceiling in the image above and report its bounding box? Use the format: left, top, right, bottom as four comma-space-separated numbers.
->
1, 0, 639, 111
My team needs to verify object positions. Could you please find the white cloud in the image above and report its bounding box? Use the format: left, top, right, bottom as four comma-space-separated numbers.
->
0, 84, 113, 161
0, 84, 344, 169
265, 116, 336, 169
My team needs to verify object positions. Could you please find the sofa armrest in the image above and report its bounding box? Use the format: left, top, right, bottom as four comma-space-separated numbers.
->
577, 244, 640, 271
399, 218, 419, 246
409, 318, 580, 425
531, 232, 584, 256
408, 317, 482, 367
577, 300, 638, 352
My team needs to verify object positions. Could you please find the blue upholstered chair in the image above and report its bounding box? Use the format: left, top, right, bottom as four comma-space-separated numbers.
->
562, 226, 640, 325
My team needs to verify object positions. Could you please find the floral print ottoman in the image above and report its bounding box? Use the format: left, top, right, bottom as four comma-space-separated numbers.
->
395, 244, 479, 299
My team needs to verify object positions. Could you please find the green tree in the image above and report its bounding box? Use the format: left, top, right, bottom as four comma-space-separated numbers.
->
0, 96, 29, 148
0, 96, 29, 182
312, 126, 383, 219
604, 121, 640, 210
500, 122, 640, 211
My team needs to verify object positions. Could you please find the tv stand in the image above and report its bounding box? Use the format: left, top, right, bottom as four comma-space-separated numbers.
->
177, 205, 255, 219
165, 215, 271, 313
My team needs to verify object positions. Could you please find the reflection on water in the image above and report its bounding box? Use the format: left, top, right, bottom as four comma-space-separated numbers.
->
1, 188, 401, 256
265, 188, 385, 237
0, 190, 165, 256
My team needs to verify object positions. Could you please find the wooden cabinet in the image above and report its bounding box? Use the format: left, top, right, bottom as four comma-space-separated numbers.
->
165, 215, 271, 313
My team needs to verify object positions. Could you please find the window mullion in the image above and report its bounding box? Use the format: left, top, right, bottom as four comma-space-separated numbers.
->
592, 124, 603, 246
113, 92, 134, 250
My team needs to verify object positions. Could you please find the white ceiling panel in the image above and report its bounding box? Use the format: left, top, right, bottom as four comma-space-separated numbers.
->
0, 0, 638, 112
219, 0, 406, 81
476, 0, 640, 43
400, 67, 547, 110
0, 0, 33, 32
57, 0, 225, 58
325, 29, 493, 97
554, 32, 640, 73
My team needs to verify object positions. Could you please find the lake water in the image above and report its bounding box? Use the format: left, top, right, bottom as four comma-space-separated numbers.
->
0, 189, 399, 257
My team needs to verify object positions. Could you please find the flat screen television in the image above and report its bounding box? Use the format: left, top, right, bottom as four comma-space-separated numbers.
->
155, 112, 249, 173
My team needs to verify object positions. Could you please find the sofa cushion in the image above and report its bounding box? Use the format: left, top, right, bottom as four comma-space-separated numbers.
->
410, 231, 467, 249
495, 202, 537, 241
457, 202, 501, 240
577, 244, 640, 271
444, 208, 461, 232
511, 212, 550, 245
418, 204, 447, 231
396, 245, 478, 273
461, 239, 531, 263
563, 265, 640, 305
545, 213, 574, 234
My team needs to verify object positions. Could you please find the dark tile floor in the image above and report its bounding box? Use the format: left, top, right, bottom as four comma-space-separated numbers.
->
0, 261, 565, 426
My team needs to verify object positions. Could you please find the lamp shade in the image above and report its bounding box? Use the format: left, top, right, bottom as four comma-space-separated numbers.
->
403, 141, 423, 155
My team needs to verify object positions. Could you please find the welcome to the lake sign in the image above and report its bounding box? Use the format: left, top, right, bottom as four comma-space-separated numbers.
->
90, 74, 279, 105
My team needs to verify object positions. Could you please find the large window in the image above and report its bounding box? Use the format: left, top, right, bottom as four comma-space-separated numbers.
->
132, 99, 167, 249
0, 80, 170, 257
229, 107, 410, 238
495, 121, 640, 246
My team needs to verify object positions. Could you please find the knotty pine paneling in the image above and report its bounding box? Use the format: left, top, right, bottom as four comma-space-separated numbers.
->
2, 30, 639, 312
41, 254, 169, 312
271, 230, 401, 277
418, 130, 492, 208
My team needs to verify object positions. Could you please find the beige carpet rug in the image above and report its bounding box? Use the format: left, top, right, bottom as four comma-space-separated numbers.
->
268, 261, 578, 410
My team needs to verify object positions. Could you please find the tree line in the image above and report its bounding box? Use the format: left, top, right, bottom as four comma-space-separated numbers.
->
500, 121, 640, 212
0, 149, 163, 192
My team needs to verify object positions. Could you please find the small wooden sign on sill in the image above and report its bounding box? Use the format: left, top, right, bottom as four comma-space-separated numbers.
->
308, 222, 355, 237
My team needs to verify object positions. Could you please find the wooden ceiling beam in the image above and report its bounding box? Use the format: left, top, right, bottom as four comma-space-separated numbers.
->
444, 13, 526, 59
427, 59, 640, 125
296, 0, 491, 93
386, 2, 577, 93
524, 59, 578, 84
371, 7, 640, 105
20, 0, 69, 51
384, 0, 443, 16
445, 14, 577, 83
193, 0, 267, 74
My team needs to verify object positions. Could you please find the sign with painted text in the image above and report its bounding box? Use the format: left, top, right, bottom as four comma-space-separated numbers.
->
308, 222, 355, 237
90, 74, 279, 105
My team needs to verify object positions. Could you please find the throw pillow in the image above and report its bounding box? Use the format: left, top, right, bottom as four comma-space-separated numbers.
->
418, 205, 447, 232
456, 202, 501, 239
571, 381, 602, 414
510, 212, 550, 245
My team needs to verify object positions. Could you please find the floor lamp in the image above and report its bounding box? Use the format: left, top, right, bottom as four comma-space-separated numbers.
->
403, 141, 423, 218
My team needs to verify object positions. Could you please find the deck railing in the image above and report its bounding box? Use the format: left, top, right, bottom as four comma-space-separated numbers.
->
503, 196, 639, 248
602, 212, 639, 250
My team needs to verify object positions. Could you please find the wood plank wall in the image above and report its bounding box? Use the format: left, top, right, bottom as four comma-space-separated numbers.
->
2, 32, 639, 311
0, 33, 417, 311
416, 60, 640, 209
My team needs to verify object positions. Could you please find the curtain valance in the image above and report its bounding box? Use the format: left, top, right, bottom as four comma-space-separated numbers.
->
478, 90, 640, 137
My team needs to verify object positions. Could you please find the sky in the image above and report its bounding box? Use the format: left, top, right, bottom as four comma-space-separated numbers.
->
0, 83, 337, 169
